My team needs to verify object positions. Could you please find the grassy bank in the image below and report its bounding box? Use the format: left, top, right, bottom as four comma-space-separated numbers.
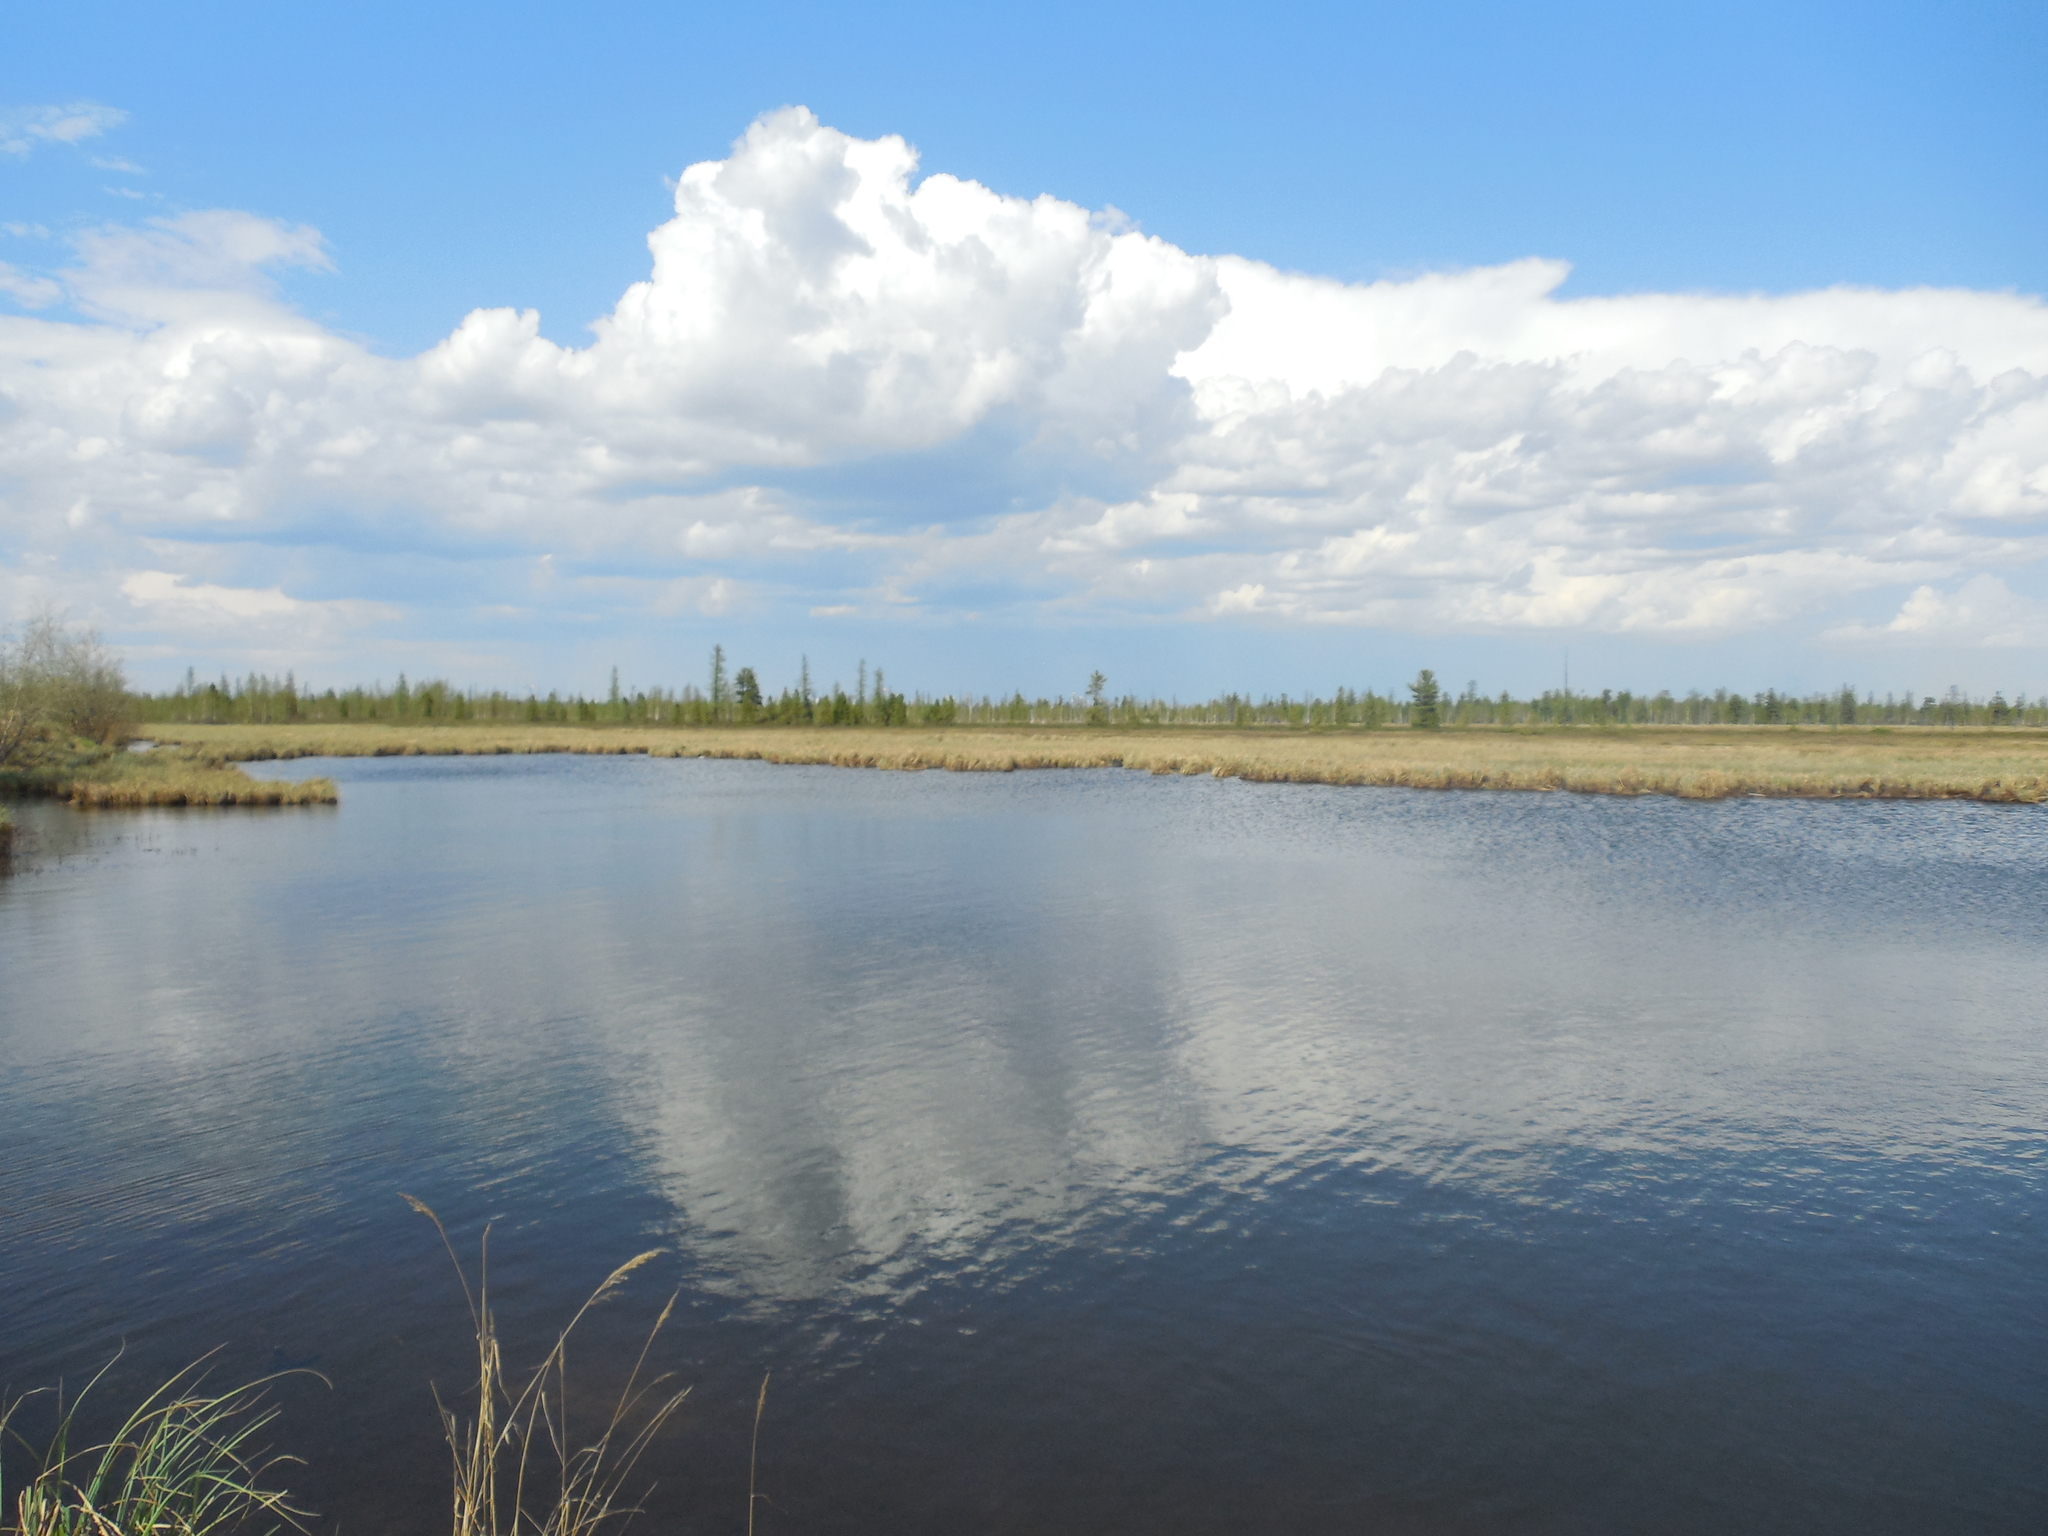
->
1, 742, 337, 808
140, 720, 2048, 803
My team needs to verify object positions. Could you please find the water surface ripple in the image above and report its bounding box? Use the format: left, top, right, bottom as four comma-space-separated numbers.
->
2, 757, 2043, 1533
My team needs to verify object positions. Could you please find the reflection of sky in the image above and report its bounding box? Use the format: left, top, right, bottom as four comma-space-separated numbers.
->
8, 770, 2044, 1285
344, 761, 2047, 1306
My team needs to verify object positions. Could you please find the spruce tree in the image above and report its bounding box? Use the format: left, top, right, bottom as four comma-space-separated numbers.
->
1408, 669, 1441, 729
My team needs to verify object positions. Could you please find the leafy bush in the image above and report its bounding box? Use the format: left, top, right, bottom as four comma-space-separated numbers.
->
0, 613, 131, 765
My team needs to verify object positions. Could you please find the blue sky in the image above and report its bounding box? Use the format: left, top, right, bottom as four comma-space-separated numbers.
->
4, 0, 2047, 700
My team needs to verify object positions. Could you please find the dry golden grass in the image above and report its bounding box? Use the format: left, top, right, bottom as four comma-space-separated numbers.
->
402, 1197, 690, 1536
141, 720, 2048, 803
2, 744, 337, 808
64, 759, 338, 807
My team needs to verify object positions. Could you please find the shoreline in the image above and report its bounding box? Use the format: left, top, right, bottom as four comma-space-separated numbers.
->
139, 721, 2048, 804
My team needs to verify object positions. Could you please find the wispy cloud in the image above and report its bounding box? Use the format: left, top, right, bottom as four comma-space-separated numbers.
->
0, 101, 128, 156
120, 571, 399, 636
0, 260, 61, 307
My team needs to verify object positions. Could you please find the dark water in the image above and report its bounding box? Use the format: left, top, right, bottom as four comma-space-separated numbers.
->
2, 756, 2044, 1533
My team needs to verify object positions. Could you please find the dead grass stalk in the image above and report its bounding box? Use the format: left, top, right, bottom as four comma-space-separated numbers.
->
400, 1196, 689, 1536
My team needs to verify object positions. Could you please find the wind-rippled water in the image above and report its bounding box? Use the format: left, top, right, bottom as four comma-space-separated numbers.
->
2, 755, 2044, 1533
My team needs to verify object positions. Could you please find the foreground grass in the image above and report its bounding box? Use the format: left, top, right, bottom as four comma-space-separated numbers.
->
0, 1354, 311, 1536
1, 743, 337, 808
142, 720, 2048, 802
404, 1197, 689, 1536
2, 1209, 684, 1536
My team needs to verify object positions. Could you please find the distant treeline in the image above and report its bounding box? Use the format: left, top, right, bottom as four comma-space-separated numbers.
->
132, 653, 2048, 730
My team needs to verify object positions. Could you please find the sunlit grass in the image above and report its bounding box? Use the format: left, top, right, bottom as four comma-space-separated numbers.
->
0, 744, 336, 809
144, 720, 2048, 802
0, 1352, 313, 1536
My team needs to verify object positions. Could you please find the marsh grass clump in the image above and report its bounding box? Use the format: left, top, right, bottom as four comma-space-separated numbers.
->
59, 750, 338, 809
0, 741, 335, 809
402, 1196, 691, 1536
0, 1353, 313, 1536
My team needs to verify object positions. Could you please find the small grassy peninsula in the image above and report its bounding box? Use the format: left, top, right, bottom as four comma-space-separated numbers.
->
141, 718, 2048, 803
0, 616, 336, 819
5, 740, 339, 807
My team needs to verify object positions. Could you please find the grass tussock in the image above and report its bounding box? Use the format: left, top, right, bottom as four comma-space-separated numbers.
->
142, 720, 2048, 804
0, 1352, 313, 1536
403, 1196, 691, 1536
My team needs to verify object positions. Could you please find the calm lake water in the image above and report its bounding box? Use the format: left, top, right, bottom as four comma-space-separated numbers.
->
3, 755, 2045, 1533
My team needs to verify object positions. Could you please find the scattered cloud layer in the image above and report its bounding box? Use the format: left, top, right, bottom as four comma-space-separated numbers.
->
2, 107, 2046, 681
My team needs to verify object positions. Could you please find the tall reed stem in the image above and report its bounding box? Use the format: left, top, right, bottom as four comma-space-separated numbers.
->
401, 1195, 689, 1536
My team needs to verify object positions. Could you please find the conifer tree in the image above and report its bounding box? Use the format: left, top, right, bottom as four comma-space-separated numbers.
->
1408, 669, 1441, 729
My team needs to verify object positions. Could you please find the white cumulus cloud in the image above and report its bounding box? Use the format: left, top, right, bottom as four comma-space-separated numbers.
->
412, 107, 1220, 477
2, 107, 2047, 673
